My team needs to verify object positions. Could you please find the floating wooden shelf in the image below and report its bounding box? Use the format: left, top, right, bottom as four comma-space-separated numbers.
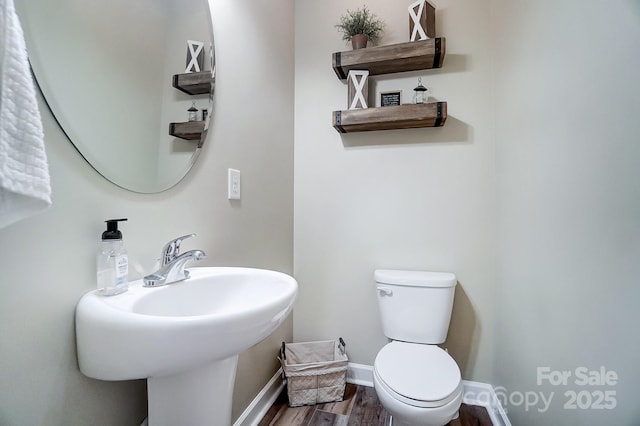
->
172, 71, 212, 95
332, 38, 445, 80
169, 121, 205, 140
332, 102, 447, 133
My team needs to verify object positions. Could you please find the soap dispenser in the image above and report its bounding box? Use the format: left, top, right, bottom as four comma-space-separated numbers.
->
97, 218, 129, 296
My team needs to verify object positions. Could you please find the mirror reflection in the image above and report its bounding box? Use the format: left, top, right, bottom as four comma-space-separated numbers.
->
15, 0, 215, 193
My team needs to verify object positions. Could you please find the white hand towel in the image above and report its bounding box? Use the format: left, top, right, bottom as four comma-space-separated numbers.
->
0, 0, 52, 229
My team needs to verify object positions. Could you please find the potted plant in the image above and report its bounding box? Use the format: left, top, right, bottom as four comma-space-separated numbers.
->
335, 6, 385, 49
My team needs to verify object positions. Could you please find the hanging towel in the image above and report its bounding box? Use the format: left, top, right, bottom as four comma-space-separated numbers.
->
0, 0, 51, 229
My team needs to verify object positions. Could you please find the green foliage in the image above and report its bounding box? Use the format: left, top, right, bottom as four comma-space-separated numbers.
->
335, 6, 385, 45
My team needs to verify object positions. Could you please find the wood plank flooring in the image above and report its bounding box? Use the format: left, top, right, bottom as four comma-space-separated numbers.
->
259, 383, 494, 426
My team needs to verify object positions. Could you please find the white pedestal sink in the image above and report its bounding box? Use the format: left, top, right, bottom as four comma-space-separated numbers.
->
75, 267, 298, 426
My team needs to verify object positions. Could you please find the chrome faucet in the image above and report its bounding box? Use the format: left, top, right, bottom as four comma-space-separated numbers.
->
143, 235, 206, 287
160, 234, 195, 267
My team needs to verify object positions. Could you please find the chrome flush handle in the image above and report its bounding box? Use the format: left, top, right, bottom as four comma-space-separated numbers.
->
377, 286, 393, 296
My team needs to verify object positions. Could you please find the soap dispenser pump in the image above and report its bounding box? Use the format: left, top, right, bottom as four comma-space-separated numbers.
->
97, 218, 129, 296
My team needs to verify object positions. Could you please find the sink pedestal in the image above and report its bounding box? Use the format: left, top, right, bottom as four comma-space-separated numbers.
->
147, 355, 238, 426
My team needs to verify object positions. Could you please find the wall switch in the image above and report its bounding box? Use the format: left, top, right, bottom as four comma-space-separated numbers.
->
228, 168, 241, 200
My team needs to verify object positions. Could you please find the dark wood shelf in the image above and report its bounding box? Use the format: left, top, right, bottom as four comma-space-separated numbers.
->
169, 121, 205, 140
332, 102, 447, 133
172, 71, 212, 95
332, 38, 445, 80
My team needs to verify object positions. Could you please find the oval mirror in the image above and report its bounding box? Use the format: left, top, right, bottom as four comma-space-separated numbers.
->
15, 0, 215, 193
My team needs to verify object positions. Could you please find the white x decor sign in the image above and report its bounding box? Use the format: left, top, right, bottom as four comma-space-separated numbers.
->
409, 0, 429, 41
185, 40, 205, 73
349, 71, 369, 110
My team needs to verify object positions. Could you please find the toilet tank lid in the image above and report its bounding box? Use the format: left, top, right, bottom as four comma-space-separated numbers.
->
374, 270, 457, 288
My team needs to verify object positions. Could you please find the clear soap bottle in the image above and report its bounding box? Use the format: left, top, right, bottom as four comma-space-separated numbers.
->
97, 218, 129, 296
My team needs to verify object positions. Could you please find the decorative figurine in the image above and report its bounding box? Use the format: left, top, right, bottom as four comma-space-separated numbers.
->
348, 70, 369, 110
185, 40, 205, 73
408, 0, 436, 41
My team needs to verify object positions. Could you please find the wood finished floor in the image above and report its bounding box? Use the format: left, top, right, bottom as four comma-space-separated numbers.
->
258, 383, 494, 426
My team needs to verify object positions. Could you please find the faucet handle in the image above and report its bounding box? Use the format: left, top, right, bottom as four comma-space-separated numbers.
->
161, 234, 196, 266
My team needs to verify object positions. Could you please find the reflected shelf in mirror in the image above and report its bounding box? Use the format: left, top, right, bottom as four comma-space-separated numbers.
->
173, 71, 212, 95
15, 0, 215, 193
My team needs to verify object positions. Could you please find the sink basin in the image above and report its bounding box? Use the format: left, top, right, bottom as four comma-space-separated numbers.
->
75, 267, 298, 425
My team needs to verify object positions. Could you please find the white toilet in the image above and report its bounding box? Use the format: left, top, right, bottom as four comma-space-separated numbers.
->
373, 269, 462, 426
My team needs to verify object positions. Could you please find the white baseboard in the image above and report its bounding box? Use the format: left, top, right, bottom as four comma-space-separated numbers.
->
233, 369, 285, 426
346, 362, 374, 387
462, 381, 511, 426
232, 363, 510, 426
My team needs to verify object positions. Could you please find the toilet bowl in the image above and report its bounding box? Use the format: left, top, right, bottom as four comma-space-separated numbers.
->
373, 341, 462, 426
373, 269, 462, 426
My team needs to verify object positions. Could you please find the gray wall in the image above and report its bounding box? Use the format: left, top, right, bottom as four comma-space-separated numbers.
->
2, 0, 638, 425
293, 0, 640, 424
492, 0, 640, 424
0, 0, 294, 424
294, 0, 497, 382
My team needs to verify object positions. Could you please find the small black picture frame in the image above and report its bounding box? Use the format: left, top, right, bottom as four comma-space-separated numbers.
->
380, 90, 402, 107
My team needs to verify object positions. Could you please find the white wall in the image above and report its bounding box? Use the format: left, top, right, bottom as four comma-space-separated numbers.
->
294, 0, 497, 381
492, 0, 640, 424
0, 0, 294, 424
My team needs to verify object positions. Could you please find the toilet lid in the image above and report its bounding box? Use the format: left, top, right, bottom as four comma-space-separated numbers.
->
374, 341, 461, 406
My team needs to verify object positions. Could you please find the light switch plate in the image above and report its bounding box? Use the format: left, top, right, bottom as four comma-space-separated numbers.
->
228, 168, 240, 200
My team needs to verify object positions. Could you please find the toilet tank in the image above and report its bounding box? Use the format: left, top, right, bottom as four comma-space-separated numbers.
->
375, 269, 457, 344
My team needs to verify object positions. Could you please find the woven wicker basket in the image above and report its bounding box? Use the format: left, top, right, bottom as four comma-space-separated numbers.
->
279, 338, 348, 407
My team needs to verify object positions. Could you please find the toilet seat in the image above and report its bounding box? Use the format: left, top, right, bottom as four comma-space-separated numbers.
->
374, 341, 461, 408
